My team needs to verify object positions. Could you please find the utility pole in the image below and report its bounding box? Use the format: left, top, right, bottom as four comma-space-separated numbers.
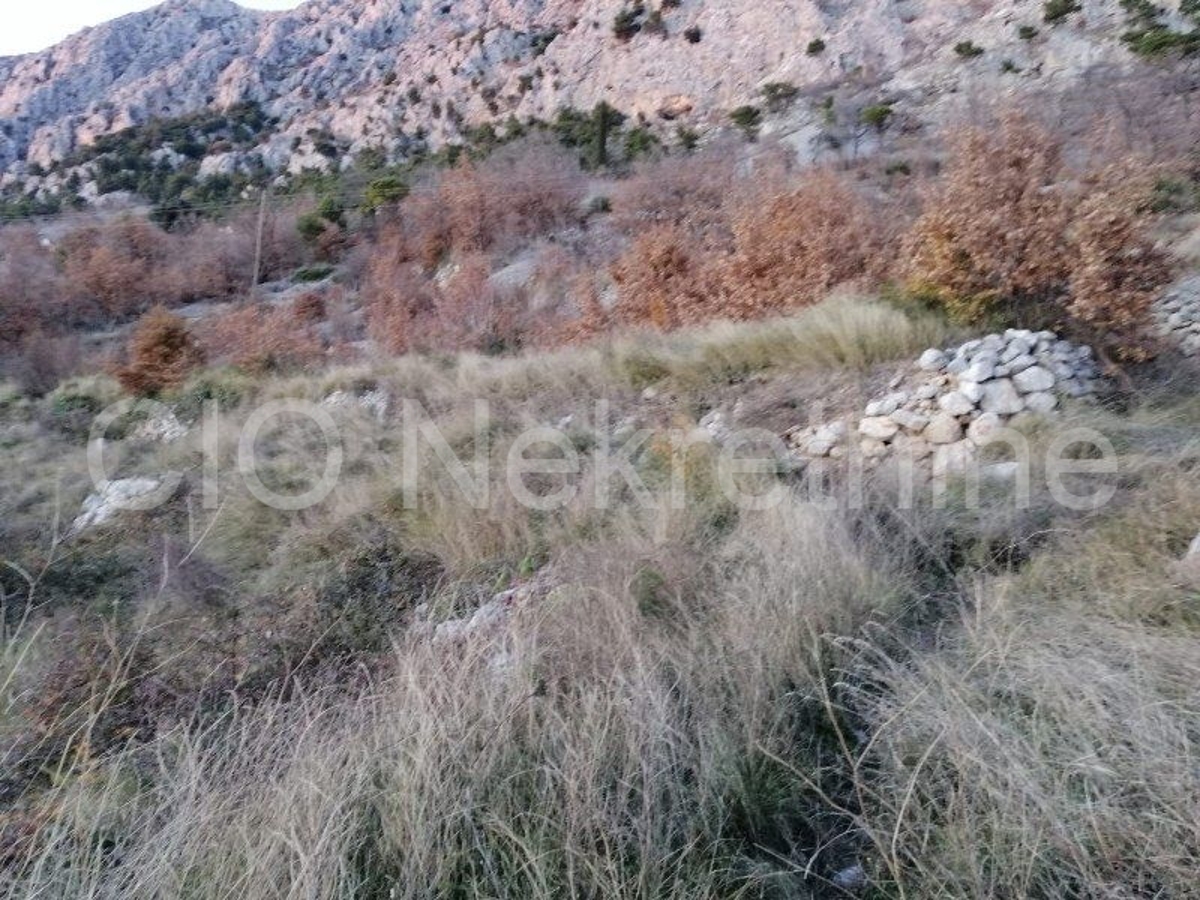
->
250, 187, 268, 302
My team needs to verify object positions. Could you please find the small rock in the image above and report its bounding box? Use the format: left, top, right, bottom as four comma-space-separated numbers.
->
981, 461, 1021, 483
860, 437, 890, 458
890, 408, 930, 433
938, 391, 976, 417
858, 416, 900, 442
1024, 391, 1058, 414
923, 412, 964, 445
832, 862, 867, 892
966, 411, 1003, 445
980, 379, 1025, 416
918, 348, 948, 371
1013, 365, 1055, 394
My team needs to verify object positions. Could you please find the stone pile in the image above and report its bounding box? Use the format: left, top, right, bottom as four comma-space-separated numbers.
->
788, 329, 1102, 473
1151, 275, 1200, 356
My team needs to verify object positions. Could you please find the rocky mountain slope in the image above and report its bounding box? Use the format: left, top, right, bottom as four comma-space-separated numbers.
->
0, 0, 1191, 190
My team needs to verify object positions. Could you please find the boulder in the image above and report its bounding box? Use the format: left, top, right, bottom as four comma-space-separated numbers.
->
957, 379, 984, 404
890, 408, 930, 433
860, 437, 889, 458
963, 356, 997, 383
892, 434, 933, 459
70, 477, 163, 535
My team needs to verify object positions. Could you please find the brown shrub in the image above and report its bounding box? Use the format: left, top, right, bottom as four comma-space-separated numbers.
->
610, 225, 725, 330
721, 169, 890, 318
904, 117, 1072, 325
611, 144, 738, 236
0, 226, 63, 344
364, 249, 435, 355
397, 138, 587, 270
608, 168, 888, 332
4, 331, 83, 396
292, 291, 327, 324
904, 114, 1170, 357
1066, 180, 1172, 361
366, 252, 529, 355
61, 217, 173, 320
202, 304, 324, 374
116, 306, 205, 396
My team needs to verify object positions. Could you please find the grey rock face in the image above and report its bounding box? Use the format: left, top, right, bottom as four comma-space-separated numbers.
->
0, 0, 1157, 183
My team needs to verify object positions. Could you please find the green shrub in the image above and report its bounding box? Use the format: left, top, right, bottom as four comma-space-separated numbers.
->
954, 40, 985, 58
624, 127, 659, 160
362, 175, 409, 213
1043, 0, 1082, 23
806, 38, 827, 55
297, 212, 327, 243
761, 82, 799, 111
293, 264, 335, 283
613, 5, 645, 41
729, 105, 763, 139
860, 103, 894, 130
1018, 24, 1039, 39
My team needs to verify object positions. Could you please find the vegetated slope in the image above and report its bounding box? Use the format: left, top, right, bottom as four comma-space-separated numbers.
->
2, 294, 1200, 897
0, 0, 1170, 186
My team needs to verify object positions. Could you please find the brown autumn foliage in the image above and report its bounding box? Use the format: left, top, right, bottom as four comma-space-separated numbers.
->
4, 331, 83, 396
61, 217, 174, 320
0, 227, 63, 344
202, 304, 324, 374
610, 143, 741, 236
366, 252, 531, 355
1066, 180, 1172, 360
608, 168, 890, 330
904, 114, 1171, 357
397, 139, 587, 269
904, 116, 1071, 325
721, 169, 891, 317
116, 306, 205, 396
610, 225, 725, 330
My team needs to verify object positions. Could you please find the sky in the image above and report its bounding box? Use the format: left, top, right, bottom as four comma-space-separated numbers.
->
1, 1, 304, 56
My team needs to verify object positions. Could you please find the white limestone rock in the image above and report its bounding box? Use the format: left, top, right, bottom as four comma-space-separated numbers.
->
980, 379, 1025, 416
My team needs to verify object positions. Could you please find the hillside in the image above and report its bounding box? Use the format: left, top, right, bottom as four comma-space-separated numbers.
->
2, 0, 1195, 208
3, 1, 1200, 897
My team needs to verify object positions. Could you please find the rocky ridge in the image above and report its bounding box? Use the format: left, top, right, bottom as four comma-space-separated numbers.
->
0, 0, 1156, 192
